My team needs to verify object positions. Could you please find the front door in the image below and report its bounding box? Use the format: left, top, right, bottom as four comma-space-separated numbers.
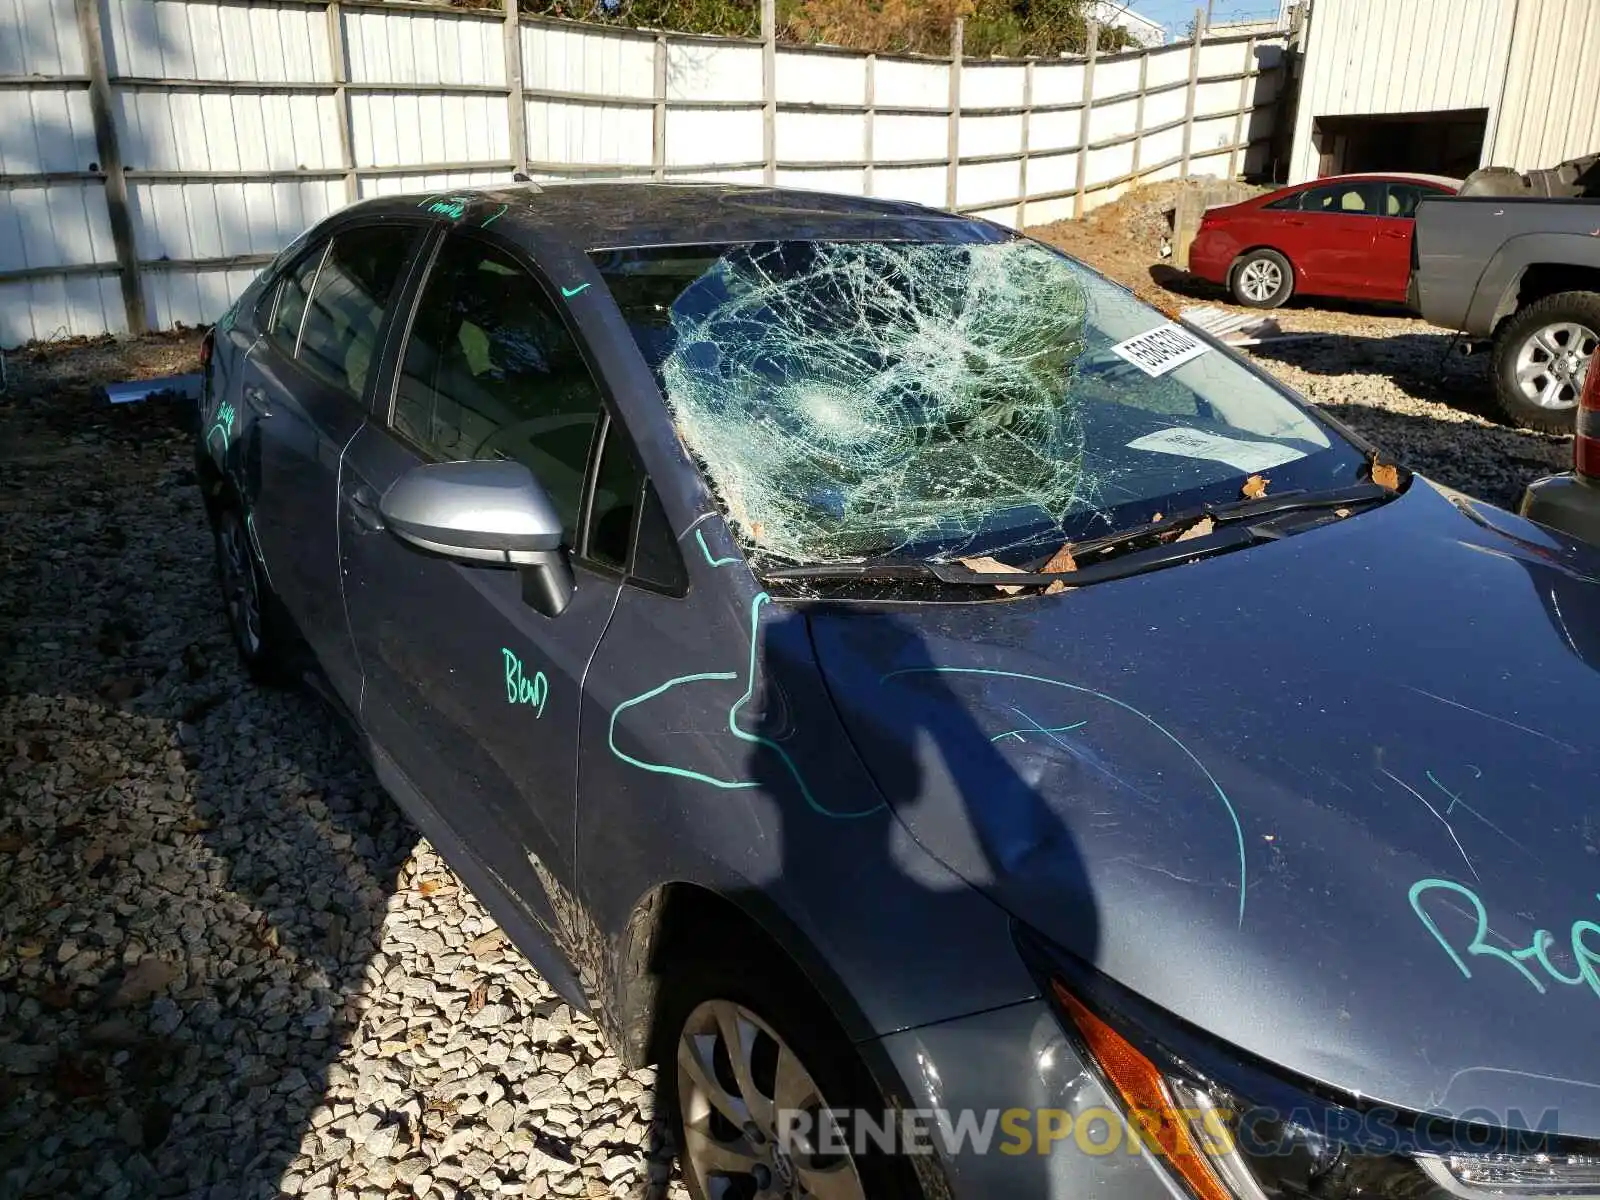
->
1368, 181, 1439, 302
243, 222, 425, 704
1289, 181, 1382, 298
340, 230, 624, 942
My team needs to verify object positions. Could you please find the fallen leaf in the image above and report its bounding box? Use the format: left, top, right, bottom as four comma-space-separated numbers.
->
467, 980, 488, 1015
17, 942, 44, 959
470, 929, 506, 959
958, 556, 1024, 595
1043, 580, 1071, 595
1175, 516, 1216, 542
1334, 507, 1351, 518
416, 879, 442, 897
1371, 460, 1400, 490
1040, 545, 1078, 575
112, 958, 177, 1007
1150, 512, 1163, 523
1241, 474, 1269, 500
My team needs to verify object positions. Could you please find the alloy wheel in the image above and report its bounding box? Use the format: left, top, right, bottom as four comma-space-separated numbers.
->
676, 999, 867, 1200
1513, 320, 1598, 410
1238, 258, 1283, 303
218, 511, 262, 656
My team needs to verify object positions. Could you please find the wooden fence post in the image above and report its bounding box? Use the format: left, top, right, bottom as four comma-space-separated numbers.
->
73, 0, 146, 335
327, 2, 356, 202
1017, 58, 1033, 228
504, 0, 528, 177
1228, 35, 1255, 178
652, 34, 667, 180
863, 52, 875, 197
946, 17, 962, 210
1073, 17, 1097, 219
761, 0, 776, 185
1179, 5, 1204, 178
1130, 48, 1148, 184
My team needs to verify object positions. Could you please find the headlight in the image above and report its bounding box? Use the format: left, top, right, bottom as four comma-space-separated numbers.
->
1020, 931, 1600, 1200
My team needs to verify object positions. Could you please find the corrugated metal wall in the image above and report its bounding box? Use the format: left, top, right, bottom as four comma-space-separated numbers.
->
1290, 0, 1600, 183
1492, 0, 1600, 169
0, 0, 1287, 346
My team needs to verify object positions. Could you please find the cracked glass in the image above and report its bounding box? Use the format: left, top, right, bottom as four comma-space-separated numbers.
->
596, 238, 1359, 566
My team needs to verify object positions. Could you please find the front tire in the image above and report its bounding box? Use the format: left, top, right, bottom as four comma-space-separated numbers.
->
1491, 291, 1600, 433
660, 958, 924, 1200
1230, 248, 1294, 308
212, 504, 296, 686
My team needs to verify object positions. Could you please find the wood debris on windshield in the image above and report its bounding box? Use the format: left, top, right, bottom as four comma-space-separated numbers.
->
959, 556, 1026, 594
1241, 474, 1269, 499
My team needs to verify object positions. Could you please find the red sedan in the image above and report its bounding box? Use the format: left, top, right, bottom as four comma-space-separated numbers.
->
1188, 172, 1461, 308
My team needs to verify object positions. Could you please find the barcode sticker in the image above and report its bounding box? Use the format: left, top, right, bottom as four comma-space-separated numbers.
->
1108, 321, 1211, 377
1126, 427, 1307, 473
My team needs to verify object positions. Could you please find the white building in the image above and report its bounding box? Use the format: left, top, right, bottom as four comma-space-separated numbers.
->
1090, 2, 1167, 47
1287, 0, 1600, 183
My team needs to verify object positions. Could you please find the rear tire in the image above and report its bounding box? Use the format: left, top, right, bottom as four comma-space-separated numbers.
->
211, 504, 297, 686
1491, 291, 1600, 433
658, 955, 925, 1200
1230, 248, 1294, 308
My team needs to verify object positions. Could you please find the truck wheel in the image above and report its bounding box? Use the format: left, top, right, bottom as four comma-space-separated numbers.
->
1491, 291, 1600, 433
1230, 249, 1294, 308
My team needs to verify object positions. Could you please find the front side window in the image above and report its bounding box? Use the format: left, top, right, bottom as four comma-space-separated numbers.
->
297, 224, 421, 399
1383, 183, 1443, 219
596, 238, 1364, 566
1300, 183, 1382, 215
393, 236, 605, 545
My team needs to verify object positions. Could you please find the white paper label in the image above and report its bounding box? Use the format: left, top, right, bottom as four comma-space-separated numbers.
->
1126, 427, 1308, 473
1108, 321, 1211, 376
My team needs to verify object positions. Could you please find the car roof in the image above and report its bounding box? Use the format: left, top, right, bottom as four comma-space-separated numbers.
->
348, 181, 990, 249
1290, 172, 1463, 189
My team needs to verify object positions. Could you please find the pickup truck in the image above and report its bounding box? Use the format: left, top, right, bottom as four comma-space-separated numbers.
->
1412, 156, 1600, 432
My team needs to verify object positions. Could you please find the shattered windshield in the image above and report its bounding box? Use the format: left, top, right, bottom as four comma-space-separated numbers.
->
594, 238, 1362, 564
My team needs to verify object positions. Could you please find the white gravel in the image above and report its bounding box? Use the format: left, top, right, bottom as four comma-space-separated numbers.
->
0, 384, 684, 1199
0, 314, 1576, 1198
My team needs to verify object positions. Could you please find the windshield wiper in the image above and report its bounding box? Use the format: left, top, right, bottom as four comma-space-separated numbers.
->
763, 480, 1396, 589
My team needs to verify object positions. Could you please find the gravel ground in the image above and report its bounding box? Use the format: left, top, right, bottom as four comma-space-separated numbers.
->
0, 222, 1576, 1199
0, 363, 683, 1199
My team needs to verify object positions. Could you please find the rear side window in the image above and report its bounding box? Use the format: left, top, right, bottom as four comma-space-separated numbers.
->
297, 225, 422, 399
392, 235, 605, 545
1263, 192, 1303, 211
265, 243, 325, 349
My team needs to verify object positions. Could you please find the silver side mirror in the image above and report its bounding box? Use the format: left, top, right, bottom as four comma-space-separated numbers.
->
380, 459, 575, 617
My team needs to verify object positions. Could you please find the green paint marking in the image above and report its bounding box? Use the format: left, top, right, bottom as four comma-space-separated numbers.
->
607, 592, 883, 820
480, 203, 509, 228
694, 527, 739, 568
502, 648, 549, 717
561, 283, 590, 299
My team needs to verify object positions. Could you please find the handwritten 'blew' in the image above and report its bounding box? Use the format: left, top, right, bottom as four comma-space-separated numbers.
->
1410, 878, 1600, 997
502, 649, 548, 718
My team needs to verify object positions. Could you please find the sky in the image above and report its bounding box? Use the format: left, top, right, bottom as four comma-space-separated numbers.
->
1118, 0, 1282, 37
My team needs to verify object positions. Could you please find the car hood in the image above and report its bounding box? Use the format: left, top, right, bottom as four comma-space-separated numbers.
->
808, 481, 1600, 1135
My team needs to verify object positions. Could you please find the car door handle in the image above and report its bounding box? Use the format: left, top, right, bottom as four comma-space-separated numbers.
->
243, 385, 272, 417
347, 485, 385, 532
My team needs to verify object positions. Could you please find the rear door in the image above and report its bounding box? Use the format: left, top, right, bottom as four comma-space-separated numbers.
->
340, 229, 625, 949
1370, 181, 1450, 302
1290, 181, 1384, 298
240, 221, 426, 703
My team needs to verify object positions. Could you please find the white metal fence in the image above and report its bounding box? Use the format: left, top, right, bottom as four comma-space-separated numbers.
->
0, 0, 1287, 347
